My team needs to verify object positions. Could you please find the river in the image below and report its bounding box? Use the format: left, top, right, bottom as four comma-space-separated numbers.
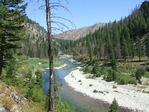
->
42, 56, 131, 112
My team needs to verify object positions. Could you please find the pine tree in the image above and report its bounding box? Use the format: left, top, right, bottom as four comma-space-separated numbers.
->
107, 33, 114, 60
140, 1, 149, 21
35, 70, 43, 88
146, 37, 149, 59
130, 38, 136, 60
121, 36, 129, 61
109, 98, 119, 112
86, 34, 93, 61
136, 36, 144, 61
113, 27, 121, 59
0, 0, 27, 75
121, 26, 131, 58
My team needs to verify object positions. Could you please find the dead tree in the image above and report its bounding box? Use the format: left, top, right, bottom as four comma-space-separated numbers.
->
45, 0, 74, 111
45, 0, 55, 111
28, 0, 74, 111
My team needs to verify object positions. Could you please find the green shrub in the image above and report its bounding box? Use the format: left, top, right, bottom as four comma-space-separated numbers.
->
101, 67, 112, 75
106, 69, 117, 81
93, 89, 98, 93
92, 63, 100, 74
86, 75, 95, 79
83, 66, 93, 73
98, 91, 104, 94
32, 88, 45, 102
128, 78, 137, 85
89, 84, 93, 87
78, 80, 82, 82
110, 59, 117, 69
113, 85, 117, 89
142, 90, 149, 94
144, 71, 149, 78
146, 66, 149, 72
93, 72, 102, 77
135, 68, 146, 83
116, 74, 137, 85
117, 67, 135, 74
92, 63, 102, 78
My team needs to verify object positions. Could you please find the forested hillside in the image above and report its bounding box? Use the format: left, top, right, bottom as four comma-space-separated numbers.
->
59, 1, 149, 62
21, 18, 48, 58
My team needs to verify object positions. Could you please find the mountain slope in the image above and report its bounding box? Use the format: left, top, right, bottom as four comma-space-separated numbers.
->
21, 20, 105, 57
21, 18, 48, 58
55, 23, 105, 40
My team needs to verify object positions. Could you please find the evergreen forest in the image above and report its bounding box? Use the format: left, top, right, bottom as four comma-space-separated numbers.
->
58, 1, 149, 63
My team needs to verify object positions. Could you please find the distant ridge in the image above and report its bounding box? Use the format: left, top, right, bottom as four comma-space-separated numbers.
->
55, 23, 105, 40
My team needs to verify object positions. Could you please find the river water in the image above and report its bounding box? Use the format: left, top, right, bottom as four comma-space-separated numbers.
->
42, 56, 131, 112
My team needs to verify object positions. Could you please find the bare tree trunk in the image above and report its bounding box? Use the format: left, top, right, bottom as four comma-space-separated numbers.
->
45, 0, 54, 111
0, 51, 3, 76
0, 37, 4, 76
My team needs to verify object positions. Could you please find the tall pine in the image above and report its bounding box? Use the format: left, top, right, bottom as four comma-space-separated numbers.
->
86, 34, 93, 61
136, 36, 144, 61
146, 37, 149, 59
0, 0, 27, 75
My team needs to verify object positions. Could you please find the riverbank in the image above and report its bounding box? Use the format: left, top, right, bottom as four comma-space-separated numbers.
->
65, 67, 149, 112
54, 64, 67, 69
44, 63, 67, 70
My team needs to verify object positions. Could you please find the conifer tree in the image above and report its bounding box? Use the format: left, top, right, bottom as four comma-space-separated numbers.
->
109, 98, 119, 112
121, 36, 129, 61
35, 70, 43, 88
107, 33, 114, 60
136, 36, 144, 61
130, 38, 136, 60
0, 0, 27, 75
146, 37, 149, 59
86, 34, 93, 61
113, 27, 121, 59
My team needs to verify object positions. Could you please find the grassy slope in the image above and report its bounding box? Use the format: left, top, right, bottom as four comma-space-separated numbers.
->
19, 57, 64, 71
0, 56, 74, 112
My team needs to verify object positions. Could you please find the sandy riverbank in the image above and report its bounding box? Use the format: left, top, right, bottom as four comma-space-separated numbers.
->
64, 67, 149, 112
45, 64, 67, 70
54, 64, 67, 69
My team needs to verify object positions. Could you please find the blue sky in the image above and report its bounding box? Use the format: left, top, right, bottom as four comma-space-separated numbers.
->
25, 0, 147, 33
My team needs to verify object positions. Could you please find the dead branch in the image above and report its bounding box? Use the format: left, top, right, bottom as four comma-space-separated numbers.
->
50, 3, 72, 16
51, 21, 70, 31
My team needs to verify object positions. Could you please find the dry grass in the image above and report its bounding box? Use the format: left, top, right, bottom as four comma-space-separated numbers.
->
1, 97, 15, 109
0, 85, 7, 94
144, 81, 149, 86
5, 90, 11, 97
119, 57, 149, 69
136, 85, 146, 89
11, 86, 22, 95
23, 99, 45, 112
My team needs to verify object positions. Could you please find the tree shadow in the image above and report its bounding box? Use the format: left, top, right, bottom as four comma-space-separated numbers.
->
128, 60, 148, 63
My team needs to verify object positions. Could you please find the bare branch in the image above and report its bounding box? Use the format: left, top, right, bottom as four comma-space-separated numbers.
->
53, 26, 65, 34
29, 0, 42, 6
54, 0, 69, 5
51, 16, 76, 28
51, 27, 65, 34
51, 21, 70, 31
50, 3, 72, 17
29, 4, 46, 15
